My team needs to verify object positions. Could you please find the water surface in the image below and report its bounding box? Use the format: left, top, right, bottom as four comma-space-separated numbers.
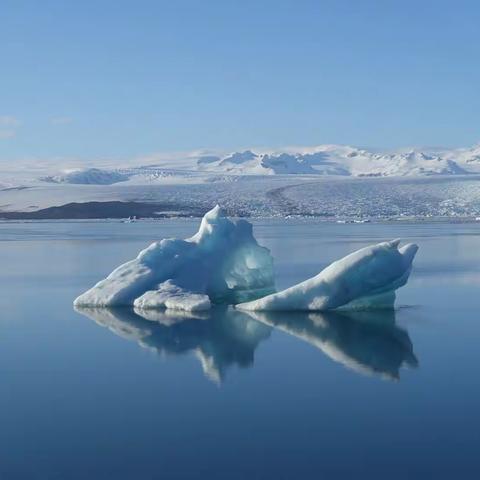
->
1, 220, 479, 479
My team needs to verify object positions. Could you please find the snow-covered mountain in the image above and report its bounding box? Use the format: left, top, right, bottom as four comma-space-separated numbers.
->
36, 143, 480, 185
195, 146, 473, 177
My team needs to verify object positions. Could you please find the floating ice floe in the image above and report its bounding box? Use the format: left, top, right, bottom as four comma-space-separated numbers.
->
74, 206, 418, 312
237, 240, 418, 311
73, 205, 275, 310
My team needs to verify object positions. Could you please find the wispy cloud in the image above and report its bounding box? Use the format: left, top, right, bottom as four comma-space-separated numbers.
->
50, 116, 73, 125
0, 116, 20, 127
0, 130, 16, 139
0, 115, 20, 139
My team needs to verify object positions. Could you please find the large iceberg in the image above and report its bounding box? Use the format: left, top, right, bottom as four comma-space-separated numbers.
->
74, 206, 275, 310
237, 239, 418, 311
75, 206, 418, 313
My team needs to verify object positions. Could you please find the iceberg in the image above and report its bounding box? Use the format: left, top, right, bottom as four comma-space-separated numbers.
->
74, 205, 275, 310
237, 239, 418, 311
74, 206, 418, 313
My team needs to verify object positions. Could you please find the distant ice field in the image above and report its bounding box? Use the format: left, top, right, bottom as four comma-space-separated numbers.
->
2, 142, 480, 218
2, 174, 480, 219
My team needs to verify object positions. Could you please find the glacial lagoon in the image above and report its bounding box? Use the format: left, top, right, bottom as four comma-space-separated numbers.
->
1, 219, 480, 479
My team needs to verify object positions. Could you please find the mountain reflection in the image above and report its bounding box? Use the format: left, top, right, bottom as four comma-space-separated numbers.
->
75, 306, 418, 382
245, 309, 418, 380
75, 306, 272, 383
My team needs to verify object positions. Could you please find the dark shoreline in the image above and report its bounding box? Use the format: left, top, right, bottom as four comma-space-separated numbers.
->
0, 201, 206, 220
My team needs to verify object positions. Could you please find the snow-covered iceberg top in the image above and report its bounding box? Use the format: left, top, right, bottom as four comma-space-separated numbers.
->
237, 239, 418, 311
74, 205, 275, 310
74, 206, 418, 312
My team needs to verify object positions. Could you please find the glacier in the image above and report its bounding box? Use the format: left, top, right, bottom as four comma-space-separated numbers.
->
237, 239, 418, 311
5, 142, 480, 220
73, 205, 275, 310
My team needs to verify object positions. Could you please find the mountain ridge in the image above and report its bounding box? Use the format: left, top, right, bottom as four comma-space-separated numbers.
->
40, 143, 480, 184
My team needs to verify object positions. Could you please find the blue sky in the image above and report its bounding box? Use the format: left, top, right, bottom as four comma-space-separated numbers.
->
1, 0, 479, 162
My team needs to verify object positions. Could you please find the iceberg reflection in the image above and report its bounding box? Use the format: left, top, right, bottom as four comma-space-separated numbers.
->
244, 309, 418, 380
75, 306, 271, 383
75, 306, 417, 382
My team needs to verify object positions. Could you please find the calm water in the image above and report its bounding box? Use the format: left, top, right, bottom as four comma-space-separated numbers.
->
1, 220, 480, 479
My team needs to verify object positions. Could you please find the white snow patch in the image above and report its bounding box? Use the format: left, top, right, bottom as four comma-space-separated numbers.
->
133, 281, 211, 311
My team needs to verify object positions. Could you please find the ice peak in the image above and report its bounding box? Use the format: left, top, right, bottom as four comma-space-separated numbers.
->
190, 205, 230, 244
399, 243, 419, 267
205, 204, 225, 220
388, 239, 401, 248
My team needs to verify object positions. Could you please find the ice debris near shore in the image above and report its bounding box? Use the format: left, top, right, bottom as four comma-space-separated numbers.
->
237, 240, 418, 311
73, 205, 275, 310
75, 206, 418, 312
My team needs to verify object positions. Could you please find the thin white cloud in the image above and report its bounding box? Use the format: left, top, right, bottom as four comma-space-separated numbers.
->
0, 116, 20, 127
0, 129, 16, 139
50, 116, 73, 125
0, 115, 20, 139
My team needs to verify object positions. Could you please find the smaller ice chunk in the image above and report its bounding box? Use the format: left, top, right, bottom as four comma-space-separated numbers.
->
237, 240, 418, 311
133, 280, 211, 311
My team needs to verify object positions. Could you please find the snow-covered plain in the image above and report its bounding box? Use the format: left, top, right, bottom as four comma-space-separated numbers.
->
3, 143, 480, 218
